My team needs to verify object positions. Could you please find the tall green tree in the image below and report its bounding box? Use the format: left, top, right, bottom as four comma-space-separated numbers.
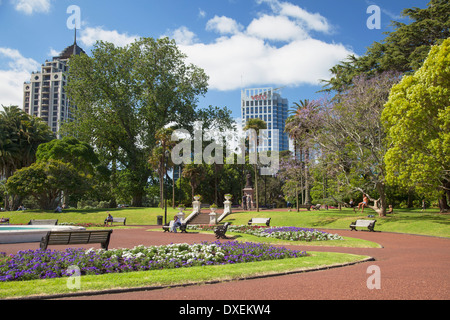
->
382, 39, 450, 212
243, 118, 267, 212
323, 0, 450, 92
0, 106, 54, 209
62, 37, 208, 206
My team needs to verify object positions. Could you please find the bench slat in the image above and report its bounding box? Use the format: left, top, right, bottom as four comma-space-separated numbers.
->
248, 218, 271, 226
40, 230, 113, 250
350, 220, 376, 232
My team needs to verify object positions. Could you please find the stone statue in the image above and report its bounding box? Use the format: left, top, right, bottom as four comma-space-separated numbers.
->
245, 173, 253, 188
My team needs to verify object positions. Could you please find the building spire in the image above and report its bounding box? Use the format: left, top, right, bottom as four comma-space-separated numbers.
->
73, 24, 77, 55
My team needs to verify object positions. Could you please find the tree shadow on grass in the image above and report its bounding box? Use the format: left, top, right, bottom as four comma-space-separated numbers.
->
311, 218, 339, 227
385, 214, 450, 226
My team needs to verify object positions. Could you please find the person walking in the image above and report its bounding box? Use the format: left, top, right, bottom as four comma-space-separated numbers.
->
242, 194, 247, 210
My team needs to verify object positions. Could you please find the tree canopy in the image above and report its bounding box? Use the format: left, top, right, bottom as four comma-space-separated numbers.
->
62, 37, 209, 206
382, 38, 450, 211
323, 0, 450, 92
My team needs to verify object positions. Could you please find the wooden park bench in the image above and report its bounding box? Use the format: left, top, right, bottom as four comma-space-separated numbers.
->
162, 220, 188, 233
105, 217, 127, 226
214, 222, 230, 239
349, 219, 377, 232
248, 217, 271, 226
28, 219, 58, 225
40, 229, 113, 250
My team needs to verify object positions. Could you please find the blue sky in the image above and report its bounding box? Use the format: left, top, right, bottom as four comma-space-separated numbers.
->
0, 0, 429, 119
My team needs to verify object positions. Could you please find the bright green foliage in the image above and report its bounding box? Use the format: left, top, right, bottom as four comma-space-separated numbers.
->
36, 136, 100, 175
0, 106, 54, 179
6, 159, 90, 210
382, 38, 450, 199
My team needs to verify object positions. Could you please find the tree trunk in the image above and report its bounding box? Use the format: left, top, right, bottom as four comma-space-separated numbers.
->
375, 182, 387, 217
132, 193, 143, 207
254, 164, 259, 212
304, 148, 311, 205
438, 191, 449, 213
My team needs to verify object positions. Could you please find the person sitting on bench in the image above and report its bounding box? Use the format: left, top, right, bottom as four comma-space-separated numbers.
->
171, 215, 182, 232
104, 212, 113, 226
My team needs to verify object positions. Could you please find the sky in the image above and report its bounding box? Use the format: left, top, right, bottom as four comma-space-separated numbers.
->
0, 0, 430, 120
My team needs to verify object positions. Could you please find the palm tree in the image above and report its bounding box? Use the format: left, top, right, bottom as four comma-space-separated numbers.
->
181, 164, 205, 200
285, 99, 321, 205
149, 127, 175, 209
243, 118, 267, 212
0, 106, 54, 209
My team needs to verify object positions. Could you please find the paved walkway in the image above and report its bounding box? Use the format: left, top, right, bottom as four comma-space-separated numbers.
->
1, 226, 449, 300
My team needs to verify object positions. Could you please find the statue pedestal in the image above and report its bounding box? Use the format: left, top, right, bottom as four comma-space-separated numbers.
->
192, 200, 201, 213
223, 200, 232, 215
209, 209, 217, 225
243, 188, 254, 209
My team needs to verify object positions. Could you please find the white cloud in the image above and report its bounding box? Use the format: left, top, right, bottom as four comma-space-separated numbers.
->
10, 0, 52, 15
206, 16, 243, 35
48, 47, 59, 58
179, 35, 352, 91
79, 27, 139, 48
171, 26, 198, 46
198, 8, 206, 19
0, 48, 40, 109
246, 14, 308, 42
174, 1, 353, 91
258, 0, 331, 33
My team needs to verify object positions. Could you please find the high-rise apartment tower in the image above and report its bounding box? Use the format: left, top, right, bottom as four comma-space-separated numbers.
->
22, 33, 85, 135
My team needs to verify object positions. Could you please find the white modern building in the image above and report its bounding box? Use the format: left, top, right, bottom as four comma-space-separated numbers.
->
241, 87, 290, 152
22, 35, 85, 136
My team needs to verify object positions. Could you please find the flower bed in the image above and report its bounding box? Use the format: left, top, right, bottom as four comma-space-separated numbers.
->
188, 225, 344, 242
0, 241, 306, 282
250, 226, 344, 241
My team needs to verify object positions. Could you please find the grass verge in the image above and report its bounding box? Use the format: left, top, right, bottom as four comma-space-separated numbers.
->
0, 251, 370, 299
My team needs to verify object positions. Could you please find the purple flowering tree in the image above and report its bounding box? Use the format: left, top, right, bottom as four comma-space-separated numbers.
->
285, 99, 324, 205
277, 157, 304, 211
316, 71, 401, 216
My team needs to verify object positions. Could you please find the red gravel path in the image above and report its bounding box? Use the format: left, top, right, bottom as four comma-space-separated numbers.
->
1, 226, 449, 301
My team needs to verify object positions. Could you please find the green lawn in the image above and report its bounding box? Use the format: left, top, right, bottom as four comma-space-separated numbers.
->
4, 206, 449, 238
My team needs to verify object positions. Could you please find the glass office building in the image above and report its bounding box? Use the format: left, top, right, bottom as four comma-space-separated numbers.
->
241, 87, 289, 152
